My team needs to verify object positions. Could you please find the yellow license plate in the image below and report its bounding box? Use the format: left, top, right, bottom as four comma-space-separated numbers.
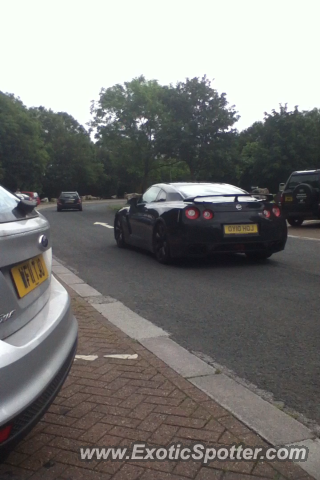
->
11, 254, 48, 298
285, 196, 293, 202
224, 224, 259, 235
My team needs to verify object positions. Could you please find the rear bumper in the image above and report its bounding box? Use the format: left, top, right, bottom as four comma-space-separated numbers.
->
0, 276, 78, 452
58, 204, 81, 209
170, 239, 287, 257
168, 221, 288, 258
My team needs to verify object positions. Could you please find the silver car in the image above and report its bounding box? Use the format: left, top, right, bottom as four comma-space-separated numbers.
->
0, 186, 78, 455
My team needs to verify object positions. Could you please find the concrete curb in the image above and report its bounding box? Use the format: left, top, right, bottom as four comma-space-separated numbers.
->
52, 256, 320, 479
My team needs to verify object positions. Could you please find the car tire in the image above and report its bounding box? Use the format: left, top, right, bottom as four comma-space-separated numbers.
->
287, 217, 304, 227
79, 206, 83, 211
246, 252, 272, 261
153, 222, 171, 264
57, 207, 61, 212
114, 216, 126, 248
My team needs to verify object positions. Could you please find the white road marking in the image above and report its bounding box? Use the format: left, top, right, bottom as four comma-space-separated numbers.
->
94, 222, 114, 229
103, 354, 138, 360
288, 235, 320, 242
75, 355, 98, 361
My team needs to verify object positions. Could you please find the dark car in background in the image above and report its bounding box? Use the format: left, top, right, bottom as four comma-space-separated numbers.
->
0, 185, 78, 456
114, 182, 287, 263
279, 169, 320, 226
57, 192, 82, 211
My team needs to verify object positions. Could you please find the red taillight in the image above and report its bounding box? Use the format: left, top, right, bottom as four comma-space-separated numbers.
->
263, 209, 271, 218
0, 424, 12, 443
185, 207, 200, 220
272, 206, 281, 217
203, 209, 214, 220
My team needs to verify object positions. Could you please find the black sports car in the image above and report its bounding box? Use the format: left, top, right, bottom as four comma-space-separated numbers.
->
114, 183, 288, 264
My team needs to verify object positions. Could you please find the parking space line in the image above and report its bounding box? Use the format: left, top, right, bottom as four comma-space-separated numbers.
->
94, 222, 114, 229
288, 235, 320, 241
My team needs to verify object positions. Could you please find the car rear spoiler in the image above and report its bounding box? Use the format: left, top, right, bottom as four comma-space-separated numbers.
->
183, 193, 274, 203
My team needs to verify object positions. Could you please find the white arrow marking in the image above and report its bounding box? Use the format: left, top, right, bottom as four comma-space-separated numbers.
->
94, 222, 114, 229
104, 354, 138, 360
74, 355, 98, 361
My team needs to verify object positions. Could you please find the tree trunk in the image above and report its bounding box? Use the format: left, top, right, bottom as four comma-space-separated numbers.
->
188, 165, 196, 181
140, 174, 149, 192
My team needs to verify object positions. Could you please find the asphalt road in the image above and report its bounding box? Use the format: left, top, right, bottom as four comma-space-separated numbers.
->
42, 203, 320, 427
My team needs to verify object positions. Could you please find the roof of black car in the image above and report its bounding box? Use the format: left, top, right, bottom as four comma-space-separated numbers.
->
169, 182, 227, 186
291, 170, 320, 174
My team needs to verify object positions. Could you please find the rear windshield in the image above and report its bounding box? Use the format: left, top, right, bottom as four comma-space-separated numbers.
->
175, 184, 257, 202
60, 193, 78, 199
0, 186, 38, 223
287, 174, 320, 190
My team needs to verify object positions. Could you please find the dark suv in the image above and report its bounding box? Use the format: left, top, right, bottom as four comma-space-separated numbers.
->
279, 170, 320, 226
57, 192, 82, 212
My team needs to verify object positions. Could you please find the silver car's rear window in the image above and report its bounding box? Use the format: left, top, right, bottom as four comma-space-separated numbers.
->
60, 193, 78, 199
0, 186, 38, 223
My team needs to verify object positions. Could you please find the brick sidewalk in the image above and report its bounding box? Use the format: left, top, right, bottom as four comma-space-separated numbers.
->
0, 284, 314, 480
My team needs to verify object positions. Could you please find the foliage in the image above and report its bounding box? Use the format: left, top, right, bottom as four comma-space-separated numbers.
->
91, 75, 239, 194
158, 76, 239, 181
29, 107, 104, 198
237, 105, 320, 192
0, 92, 48, 192
91, 76, 182, 193
1, 82, 320, 198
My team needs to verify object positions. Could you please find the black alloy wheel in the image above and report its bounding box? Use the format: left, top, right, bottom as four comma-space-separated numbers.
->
153, 222, 171, 264
114, 217, 126, 248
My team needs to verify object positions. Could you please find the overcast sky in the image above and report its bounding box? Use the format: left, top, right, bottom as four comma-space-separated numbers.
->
1, 0, 319, 131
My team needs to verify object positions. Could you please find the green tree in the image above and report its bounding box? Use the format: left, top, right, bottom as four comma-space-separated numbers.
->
91, 76, 181, 193
238, 105, 320, 192
30, 107, 104, 197
158, 76, 239, 181
0, 92, 48, 191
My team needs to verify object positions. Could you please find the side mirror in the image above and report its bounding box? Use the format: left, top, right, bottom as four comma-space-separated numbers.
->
279, 183, 285, 192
